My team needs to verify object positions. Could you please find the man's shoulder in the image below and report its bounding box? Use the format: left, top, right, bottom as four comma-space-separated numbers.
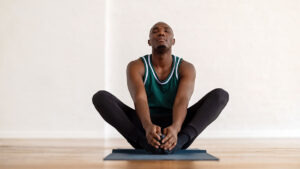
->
180, 59, 195, 69
127, 57, 144, 67
179, 59, 196, 76
127, 57, 145, 75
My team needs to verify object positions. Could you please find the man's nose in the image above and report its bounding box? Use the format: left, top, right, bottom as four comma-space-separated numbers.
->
158, 30, 165, 36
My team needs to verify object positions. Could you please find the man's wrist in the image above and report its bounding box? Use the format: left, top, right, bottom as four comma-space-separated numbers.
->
171, 123, 181, 133
142, 120, 153, 130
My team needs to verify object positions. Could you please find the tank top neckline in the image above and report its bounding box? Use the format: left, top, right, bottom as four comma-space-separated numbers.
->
148, 54, 176, 84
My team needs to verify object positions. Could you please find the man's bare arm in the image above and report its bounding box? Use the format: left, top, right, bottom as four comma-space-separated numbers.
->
127, 59, 162, 148
126, 59, 152, 129
172, 60, 196, 132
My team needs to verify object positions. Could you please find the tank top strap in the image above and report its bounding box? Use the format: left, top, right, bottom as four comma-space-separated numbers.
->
174, 55, 182, 80
140, 55, 149, 84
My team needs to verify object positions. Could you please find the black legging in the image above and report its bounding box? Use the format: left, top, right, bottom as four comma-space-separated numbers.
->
92, 88, 229, 149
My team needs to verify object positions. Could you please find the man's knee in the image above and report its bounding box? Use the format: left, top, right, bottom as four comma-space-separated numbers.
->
210, 88, 229, 105
92, 90, 110, 105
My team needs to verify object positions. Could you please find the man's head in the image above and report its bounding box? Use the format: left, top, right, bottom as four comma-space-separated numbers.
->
148, 22, 175, 53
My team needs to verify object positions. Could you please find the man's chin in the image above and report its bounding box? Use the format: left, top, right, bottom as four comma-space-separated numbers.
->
155, 45, 168, 54
156, 45, 168, 53
156, 45, 167, 51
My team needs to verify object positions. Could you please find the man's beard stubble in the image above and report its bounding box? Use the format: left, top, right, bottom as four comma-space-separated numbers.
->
156, 45, 168, 54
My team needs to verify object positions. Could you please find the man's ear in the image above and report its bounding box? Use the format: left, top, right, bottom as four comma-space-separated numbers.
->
172, 38, 175, 45
148, 39, 151, 46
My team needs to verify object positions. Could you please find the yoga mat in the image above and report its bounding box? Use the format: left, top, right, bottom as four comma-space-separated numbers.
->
103, 148, 219, 161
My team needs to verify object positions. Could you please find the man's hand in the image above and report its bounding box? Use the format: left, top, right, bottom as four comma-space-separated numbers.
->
160, 125, 179, 150
144, 124, 162, 149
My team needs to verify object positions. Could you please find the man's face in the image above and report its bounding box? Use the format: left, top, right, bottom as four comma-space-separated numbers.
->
148, 22, 175, 50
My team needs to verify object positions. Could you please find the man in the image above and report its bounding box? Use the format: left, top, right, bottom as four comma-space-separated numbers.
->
92, 22, 229, 154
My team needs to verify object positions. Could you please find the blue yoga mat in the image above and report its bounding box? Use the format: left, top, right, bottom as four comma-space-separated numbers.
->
104, 149, 219, 161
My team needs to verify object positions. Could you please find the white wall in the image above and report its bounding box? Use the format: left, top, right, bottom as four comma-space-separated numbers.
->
105, 0, 300, 138
0, 0, 106, 138
0, 0, 299, 138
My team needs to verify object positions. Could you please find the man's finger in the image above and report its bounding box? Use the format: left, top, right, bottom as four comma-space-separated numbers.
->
150, 141, 159, 148
152, 132, 161, 141
166, 137, 175, 147
151, 141, 159, 149
156, 126, 162, 136
151, 137, 161, 146
163, 128, 168, 135
164, 138, 175, 149
166, 139, 176, 149
162, 134, 172, 143
163, 143, 170, 150
163, 141, 171, 149
169, 142, 176, 150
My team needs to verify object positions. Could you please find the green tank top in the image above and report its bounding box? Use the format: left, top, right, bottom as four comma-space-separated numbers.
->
140, 54, 182, 115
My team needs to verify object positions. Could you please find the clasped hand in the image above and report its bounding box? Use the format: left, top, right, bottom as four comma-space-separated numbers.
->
145, 124, 179, 151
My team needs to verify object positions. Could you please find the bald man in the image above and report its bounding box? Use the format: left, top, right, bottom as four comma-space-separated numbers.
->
92, 22, 229, 154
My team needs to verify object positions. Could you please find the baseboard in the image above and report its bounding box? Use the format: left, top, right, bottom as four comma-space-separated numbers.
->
0, 131, 105, 138
0, 130, 300, 138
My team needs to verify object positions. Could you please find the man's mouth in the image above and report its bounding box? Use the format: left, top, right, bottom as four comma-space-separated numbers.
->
158, 38, 166, 42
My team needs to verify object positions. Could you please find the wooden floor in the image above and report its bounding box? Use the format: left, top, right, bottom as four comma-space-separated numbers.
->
1, 138, 300, 169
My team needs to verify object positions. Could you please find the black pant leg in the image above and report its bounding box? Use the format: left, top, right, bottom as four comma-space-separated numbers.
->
180, 88, 229, 149
92, 90, 144, 149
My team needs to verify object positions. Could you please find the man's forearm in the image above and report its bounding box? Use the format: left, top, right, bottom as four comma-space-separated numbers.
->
134, 99, 152, 129
172, 100, 188, 133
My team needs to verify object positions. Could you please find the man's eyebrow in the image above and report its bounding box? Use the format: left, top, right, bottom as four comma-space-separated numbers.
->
151, 27, 159, 31
151, 26, 171, 31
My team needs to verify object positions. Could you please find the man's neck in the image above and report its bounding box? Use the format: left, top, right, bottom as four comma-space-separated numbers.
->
151, 49, 172, 68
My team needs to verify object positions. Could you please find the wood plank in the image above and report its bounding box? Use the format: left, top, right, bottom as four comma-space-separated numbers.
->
0, 138, 300, 169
